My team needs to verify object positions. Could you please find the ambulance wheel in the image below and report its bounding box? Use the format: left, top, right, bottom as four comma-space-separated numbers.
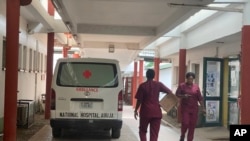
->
111, 128, 121, 138
52, 127, 62, 138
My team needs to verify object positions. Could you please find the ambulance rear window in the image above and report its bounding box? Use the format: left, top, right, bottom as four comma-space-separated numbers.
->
56, 62, 119, 87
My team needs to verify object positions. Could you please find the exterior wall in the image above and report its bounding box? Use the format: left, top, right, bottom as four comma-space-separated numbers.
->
170, 39, 241, 88
159, 67, 172, 88
169, 42, 241, 127
159, 67, 172, 99
185, 12, 242, 49
0, 0, 48, 132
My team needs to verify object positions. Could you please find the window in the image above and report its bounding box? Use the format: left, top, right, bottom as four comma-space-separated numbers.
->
33, 50, 37, 72
41, 53, 43, 72
2, 37, 6, 70
23, 46, 27, 71
18, 44, 23, 71
37, 52, 40, 72
57, 62, 118, 87
29, 48, 33, 72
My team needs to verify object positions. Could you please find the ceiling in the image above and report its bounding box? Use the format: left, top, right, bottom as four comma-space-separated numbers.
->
21, 0, 215, 72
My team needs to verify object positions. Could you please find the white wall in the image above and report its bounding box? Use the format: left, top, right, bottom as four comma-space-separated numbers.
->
159, 67, 172, 99
0, 0, 48, 118
159, 9, 243, 93
159, 67, 172, 88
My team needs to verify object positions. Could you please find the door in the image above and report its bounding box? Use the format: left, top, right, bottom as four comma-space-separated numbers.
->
228, 58, 240, 126
203, 57, 223, 126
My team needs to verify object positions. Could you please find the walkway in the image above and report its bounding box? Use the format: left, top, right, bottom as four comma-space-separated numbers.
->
1, 105, 230, 141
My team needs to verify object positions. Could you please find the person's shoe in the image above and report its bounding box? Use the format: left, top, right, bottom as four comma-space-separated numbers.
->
179, 137, 184, 141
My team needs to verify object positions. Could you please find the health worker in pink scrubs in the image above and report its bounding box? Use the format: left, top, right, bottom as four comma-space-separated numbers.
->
175, 72, 206, 141
134, 69, 174, 141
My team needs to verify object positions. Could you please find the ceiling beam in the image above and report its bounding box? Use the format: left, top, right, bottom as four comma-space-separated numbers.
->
25, 0, 55, 32
83, 41, 140, 49
77, 24, 156, 36
168, 3, 243, 13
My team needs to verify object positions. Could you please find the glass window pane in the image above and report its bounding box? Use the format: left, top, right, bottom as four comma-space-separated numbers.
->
57, 62, 118, 87
206, 61, 221, 97
205, 100, 220, 123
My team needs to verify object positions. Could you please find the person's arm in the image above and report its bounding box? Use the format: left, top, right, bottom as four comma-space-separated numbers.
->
134, 84, 143, 120
199, 100, 206, 115
160, 82, 175, 96
175, 84, 190, 99
134, 100, 141, 120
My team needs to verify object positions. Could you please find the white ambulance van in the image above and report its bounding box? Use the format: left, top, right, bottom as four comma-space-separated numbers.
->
50, 58, 123, 138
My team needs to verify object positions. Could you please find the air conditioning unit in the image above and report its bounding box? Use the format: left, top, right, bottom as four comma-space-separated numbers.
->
17, 104, 28, 126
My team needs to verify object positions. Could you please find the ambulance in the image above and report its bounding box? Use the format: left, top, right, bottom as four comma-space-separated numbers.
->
50, 58, 123, 138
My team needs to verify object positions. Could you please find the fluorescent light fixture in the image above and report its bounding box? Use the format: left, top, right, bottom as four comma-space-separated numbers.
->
52, 0, 62, 13
65, 22, 72, 33
73, 34, 78, 41
168, 3, 242, 13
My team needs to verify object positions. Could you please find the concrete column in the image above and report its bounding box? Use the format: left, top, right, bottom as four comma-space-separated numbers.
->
62, 47, 68, 58
45, 33, 54, 119
240, 1, 250, 124
124, 77, 129, 104
177, 35, 187, 123
132, 61, 138, 108
4, 0, 32, 140
154, 58, 160, 82
3, 0, 20, 140
179, 49, 186, 84
139, 59, 144, 84
154, 49, 160, 81
177, 49, 186, 123
48, 0, 54, 16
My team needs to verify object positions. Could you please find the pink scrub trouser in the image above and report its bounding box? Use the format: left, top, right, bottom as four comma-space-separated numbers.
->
139, 117, 161, 141
181, 112, 198, 141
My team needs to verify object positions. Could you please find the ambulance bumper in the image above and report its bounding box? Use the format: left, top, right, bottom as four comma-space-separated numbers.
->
50, 119, 122, 130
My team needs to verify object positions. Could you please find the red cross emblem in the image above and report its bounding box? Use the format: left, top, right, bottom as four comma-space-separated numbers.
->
83, 70, 92, 79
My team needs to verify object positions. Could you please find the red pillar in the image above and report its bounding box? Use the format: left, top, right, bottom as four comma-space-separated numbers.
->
62, 47, 68, 58
48, 0, 55, 16
177, 49, 186, 123
240, 25, 250, 124
3, 0, 21, 140
124, 77, 129, 103
139, 59, 144, 84
154, 58, 160, 81
179, 49, 186, 83
45, 33, 54, 119
132, 61, 138, 108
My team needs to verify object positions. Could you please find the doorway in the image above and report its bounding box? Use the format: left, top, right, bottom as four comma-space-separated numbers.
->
227, 58, 240, 126
203, 57, 223, 126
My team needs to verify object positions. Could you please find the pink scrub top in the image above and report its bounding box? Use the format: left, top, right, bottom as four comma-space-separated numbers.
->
175, 82, 203, 113
135, 80, 172, 118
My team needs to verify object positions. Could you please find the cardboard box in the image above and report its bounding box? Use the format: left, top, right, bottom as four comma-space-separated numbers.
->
160, 94, 179, 113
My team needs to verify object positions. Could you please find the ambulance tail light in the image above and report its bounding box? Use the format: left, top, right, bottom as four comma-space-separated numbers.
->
51, 89, 56, 110
118, 90, 123, 111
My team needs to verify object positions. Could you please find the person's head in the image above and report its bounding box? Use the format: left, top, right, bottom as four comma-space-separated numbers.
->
146, 69, 155, 80
185, 72, 195, 85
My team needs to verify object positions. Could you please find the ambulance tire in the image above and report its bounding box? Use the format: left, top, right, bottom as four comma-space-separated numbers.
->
52, 127, 62, 138
111, 128, 121, 138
